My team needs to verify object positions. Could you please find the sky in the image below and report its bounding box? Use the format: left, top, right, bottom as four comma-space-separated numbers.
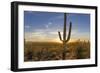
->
24, 11, 90, 43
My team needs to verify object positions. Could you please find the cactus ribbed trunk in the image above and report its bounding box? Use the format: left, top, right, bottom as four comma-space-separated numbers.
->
58, 13, 72, 60
62, 13, 67, 60
63, 13, 67, 41
62, 42, 66, 60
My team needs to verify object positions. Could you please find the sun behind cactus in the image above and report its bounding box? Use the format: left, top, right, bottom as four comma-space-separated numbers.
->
58, 13, 72, 60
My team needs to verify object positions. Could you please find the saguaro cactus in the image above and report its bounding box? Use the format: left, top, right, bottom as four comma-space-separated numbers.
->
58, 13, 72, 60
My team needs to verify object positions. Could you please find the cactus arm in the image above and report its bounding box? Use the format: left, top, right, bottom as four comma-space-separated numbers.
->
65, 22, 72, 43
58, 31, 62, 41
63, 13, 67, 40
57, 13, 72, 60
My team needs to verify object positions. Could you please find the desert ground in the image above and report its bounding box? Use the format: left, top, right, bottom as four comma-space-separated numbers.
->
24, 40, 90, 62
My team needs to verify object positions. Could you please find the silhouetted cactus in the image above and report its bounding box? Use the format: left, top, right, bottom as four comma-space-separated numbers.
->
58, 13, 72, 60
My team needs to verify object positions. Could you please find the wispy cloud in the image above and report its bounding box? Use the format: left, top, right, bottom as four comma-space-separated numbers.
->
45, 22, 53, 29
24, 12, 90, 42
25, 25, 31, 29
25, 31, 60, 42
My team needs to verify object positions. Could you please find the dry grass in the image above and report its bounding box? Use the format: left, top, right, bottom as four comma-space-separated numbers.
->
24, 40, 90, 62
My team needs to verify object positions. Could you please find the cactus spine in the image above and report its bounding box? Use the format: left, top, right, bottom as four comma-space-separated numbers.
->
58, 13, 72, 60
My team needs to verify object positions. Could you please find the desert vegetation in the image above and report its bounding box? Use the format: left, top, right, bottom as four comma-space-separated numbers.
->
24, 40, 90, 62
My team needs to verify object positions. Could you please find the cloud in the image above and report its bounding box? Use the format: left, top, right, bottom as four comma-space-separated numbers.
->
45, 25, 49, 28
25, 25, 30, 29
25, 23, 90, 42
45, 22, 53, 29
25, 29, 60, 42
48, 22, 52, 25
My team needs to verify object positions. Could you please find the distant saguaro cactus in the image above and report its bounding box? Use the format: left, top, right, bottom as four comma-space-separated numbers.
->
58, 13, 72, 60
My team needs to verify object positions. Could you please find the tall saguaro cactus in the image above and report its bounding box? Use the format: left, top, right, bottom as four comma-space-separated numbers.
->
58, 13, 72, 60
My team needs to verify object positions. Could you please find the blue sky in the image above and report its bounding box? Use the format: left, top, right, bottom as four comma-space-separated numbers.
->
24, 11, 90, 42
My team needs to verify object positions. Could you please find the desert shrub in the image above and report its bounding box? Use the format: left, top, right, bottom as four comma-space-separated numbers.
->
25, 49, 33, 61
76, 40, 90, 59
24, 41, 90, 61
